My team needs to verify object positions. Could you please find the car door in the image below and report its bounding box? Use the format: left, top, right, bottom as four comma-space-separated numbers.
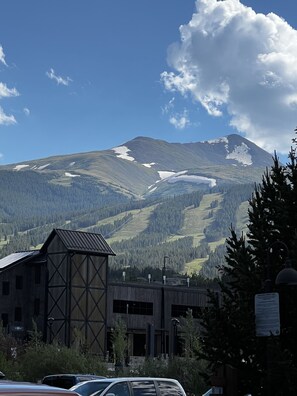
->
103, 381, 130, 396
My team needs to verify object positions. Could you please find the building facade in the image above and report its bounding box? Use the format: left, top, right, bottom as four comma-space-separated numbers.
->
0, 228, 210, 358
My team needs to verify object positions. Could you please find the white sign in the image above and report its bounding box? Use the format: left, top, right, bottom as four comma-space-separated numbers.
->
255, 292, 280, 337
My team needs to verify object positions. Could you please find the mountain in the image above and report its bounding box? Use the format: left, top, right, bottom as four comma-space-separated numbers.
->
0, 134, 273, 278
2, 134, 272, 198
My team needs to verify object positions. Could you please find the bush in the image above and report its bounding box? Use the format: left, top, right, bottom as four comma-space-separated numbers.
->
18, 342, 107, 382
136, 357, 208, 395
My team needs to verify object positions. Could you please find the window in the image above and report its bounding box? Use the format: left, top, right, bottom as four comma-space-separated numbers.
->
1, 313, 8, 328
34, 298, 40, 316
15, 275, 23, 290
2, 281, 9, 296
113, 300, 153, 315
171, 304, 202, 318
157, 381, 184, 396
108, 382, 130, 396
14, 307, 22, 322
131, 381, 157, 396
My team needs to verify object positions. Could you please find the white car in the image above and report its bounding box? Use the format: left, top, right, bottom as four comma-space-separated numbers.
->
70, 377, 187, 396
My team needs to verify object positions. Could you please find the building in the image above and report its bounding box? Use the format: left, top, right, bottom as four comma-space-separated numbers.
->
0, 228, 210, 358
107, 281, 209, 358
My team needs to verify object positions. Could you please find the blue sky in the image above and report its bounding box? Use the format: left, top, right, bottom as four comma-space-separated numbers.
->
0, 0, 297, 164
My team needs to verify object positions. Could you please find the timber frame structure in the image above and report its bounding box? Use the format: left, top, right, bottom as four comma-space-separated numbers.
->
0, 228, 115, 356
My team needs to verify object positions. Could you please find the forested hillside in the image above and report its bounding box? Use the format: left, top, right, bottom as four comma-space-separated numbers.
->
0, 180, 255, 279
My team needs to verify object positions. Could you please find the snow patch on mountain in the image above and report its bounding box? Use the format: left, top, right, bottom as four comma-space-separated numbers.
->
142, 162, 156, 168
158, 170, 177, 179
112, 146, 135, 162
14, 164, 29, 171
226, 143, 252, 166
155, 170, 216, 188
69, 162, 76, 166
168, 174, 216, 187
38, 163, 50, 170
65, 172, 80, 178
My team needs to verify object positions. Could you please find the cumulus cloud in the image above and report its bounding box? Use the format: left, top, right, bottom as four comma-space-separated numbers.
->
0, 45, 7, 66
169, 109, 190, 129
161, 0, 297, 154
0, 106, 17, 125
46, 68, 72, 86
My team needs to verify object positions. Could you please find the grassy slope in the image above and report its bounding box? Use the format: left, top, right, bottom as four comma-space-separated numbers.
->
236, 201, 250, 236
101, 192, 229, 275
180, 193, 225, 275
0, 188, 250, 275
106, 205, 157, 244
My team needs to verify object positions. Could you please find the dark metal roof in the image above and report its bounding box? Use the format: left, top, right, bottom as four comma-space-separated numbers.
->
44, 228, 116, 256
0, 251, 40, 271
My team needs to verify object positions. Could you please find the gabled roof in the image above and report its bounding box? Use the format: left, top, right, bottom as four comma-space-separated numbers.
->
41, 228, 116, 256
0, 251, 41, 271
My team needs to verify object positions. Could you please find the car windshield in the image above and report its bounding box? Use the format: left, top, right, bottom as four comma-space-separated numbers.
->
72, 381, 112, 396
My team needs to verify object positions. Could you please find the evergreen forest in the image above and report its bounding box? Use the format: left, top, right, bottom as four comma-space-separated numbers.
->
0, 169, 255, 280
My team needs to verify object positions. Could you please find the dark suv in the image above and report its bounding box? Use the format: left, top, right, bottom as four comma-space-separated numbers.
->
41, 374, 105, 389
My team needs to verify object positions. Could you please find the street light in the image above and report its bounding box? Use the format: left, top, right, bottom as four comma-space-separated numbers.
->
275, 257, 297, 286
48, 317, 55, 344
161, 256, 169, 357
171, 318, 180, 356
264, 240, 297, 290
162, 255, 169, 284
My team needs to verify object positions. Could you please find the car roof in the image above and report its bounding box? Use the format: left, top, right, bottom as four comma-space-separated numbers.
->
72, 377, 182, 387
43, 375, 99, 378
75, 377, 180, 382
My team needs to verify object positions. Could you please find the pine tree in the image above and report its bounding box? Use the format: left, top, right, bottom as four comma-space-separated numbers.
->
200, 146, 297, 395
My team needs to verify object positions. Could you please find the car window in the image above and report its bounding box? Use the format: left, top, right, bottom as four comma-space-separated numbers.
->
131, 381, 157, 396
53, 378, 75, 389
74, 381, 111, 396
157, 381, 184, 396
107, 382, 130, 396
42, 376, 76, 389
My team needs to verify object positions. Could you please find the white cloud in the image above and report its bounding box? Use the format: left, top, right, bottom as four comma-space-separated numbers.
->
162, 97, 175, 114
23, 107, 30, 116
0, 45, 7, 66
0, 106, 17, 125
161, 0, 297, 154
169, 109, 190, 129
0, 82, 19, 99
46, 68, 72, 86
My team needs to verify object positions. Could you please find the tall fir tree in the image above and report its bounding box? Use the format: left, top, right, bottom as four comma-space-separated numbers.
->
200, 144, 297, 395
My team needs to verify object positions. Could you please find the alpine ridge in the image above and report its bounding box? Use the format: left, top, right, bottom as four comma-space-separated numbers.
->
0, 134, 273, 278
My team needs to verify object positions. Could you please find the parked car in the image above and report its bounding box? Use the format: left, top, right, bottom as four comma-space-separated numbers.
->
70, 377, 187, 396
42, 375, 106, 390
0, 382, 80, 396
